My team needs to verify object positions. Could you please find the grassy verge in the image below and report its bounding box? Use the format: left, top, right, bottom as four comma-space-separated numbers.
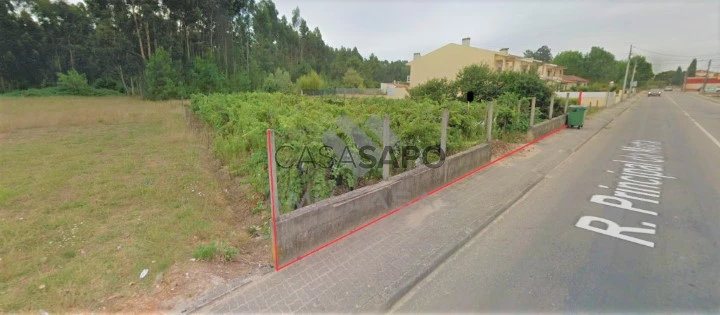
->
0, 96, 267, 312
1, 86, 121, 97
586, 105, 604, 117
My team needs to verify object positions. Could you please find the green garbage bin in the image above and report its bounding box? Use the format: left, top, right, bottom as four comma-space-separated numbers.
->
567, 105, 587, 129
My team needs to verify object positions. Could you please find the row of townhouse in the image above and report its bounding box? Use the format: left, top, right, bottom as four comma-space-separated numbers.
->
405, 37, 572, 89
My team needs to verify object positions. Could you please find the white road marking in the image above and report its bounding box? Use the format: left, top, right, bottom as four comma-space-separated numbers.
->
666, 95, 720, 151
578, 140, 670, 248
576, 216, 655, 248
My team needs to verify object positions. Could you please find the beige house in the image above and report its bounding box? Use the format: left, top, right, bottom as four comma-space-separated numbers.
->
406, 37, 565, 88
561, 75, 590, 90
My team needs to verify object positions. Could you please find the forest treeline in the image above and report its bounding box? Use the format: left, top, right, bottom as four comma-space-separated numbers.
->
0, 0, 410, 97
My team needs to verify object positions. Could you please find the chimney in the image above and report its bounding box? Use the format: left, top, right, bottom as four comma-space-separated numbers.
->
462, 37, 471, 46
499, 48, 509, 56
413, 52, 421, 60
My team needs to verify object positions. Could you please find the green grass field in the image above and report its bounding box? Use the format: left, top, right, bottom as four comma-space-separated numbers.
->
0, 96, 267, 312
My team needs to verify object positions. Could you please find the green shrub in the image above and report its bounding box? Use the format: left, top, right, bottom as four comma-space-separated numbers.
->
2, 87, 62, 97
262, 68, 294, 94
228, 72, 252, 92
342, 68, 364, 88
85, 88, 122, 96
218, 241, 239, 262
251, 200, 266, 215
57, 70, 91, 95
454, 64, 499, 101
190, 56, 226, 94
408, 78, 455, 104
192, 243, 217, 261
144, 47, 183, 100
93, 77, 124, 93
493, 92, 530, 135
192, 241, 238, 262
497, 71, 552, 106
298, 70, 324, 92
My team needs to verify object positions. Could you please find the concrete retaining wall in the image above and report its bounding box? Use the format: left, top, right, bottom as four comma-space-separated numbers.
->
528, 114, 566, 141
555, 92, 615, 107
276, 142, 492, 265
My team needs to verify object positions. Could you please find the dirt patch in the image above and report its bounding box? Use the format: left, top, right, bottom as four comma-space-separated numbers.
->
491, 140, 524, 160
105, 240, 271, 312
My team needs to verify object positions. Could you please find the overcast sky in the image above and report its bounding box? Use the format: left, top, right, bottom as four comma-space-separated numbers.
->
271, 0, 720, 73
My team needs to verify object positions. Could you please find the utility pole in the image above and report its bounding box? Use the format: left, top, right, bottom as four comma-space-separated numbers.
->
629, 62, 637, 94
701, 60, 712, 93
621, 44, 633, 101
682, 70, 688, 92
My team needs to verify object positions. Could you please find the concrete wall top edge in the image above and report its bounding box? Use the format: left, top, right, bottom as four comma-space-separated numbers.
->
278, 142, 492, 222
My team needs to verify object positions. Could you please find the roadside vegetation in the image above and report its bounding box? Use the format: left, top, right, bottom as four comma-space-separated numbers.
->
408, 64, 557, 137
190, 93, 488, 213
2, 70, 121, 97
189, 64, 558, 214
0, 96, 267, 312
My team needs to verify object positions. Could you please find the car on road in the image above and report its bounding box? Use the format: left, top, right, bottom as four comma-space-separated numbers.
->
664, 86, 673, 91
648, 89, 662, 97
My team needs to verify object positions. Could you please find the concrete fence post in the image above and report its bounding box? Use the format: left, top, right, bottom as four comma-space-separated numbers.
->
605, 92, 610, 107
486, 102, 494, 143
529, 97, 536, 127
441, 108, 449, 182
548, 94, 555, 119
441, 108, 448, 156
564, 92, 570, 114
383, 115, 390, 180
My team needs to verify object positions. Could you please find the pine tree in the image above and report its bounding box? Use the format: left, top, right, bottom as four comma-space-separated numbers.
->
687, 59, 697, 77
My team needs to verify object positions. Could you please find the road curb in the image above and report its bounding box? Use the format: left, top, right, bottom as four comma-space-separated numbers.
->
384, 95, 638, 312
181, 266, 274, 314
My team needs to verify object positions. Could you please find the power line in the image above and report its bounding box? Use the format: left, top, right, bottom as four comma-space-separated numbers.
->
633, 46, 720, 58
646, 57, 714, 62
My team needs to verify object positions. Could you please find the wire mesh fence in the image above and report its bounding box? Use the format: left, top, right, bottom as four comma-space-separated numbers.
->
303, 88, 386, 96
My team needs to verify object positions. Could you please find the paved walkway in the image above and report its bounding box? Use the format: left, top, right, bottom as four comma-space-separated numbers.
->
191, 96, 639, 313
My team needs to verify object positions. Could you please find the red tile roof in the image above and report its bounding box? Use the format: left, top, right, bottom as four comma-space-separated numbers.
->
562, 75, 589, 83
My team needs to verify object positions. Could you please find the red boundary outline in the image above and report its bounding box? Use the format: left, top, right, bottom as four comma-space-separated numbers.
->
266, 130, 280, 270
271, 125, 568, 271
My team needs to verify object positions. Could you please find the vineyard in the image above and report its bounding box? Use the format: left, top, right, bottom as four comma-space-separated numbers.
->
189, 92, 539, 213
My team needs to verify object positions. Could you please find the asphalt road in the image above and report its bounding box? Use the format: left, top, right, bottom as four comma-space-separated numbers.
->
392, 92, 720, 313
